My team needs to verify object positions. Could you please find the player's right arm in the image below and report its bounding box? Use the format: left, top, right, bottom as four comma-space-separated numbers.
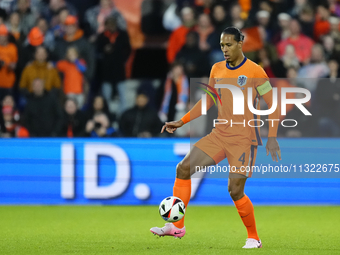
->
160, 96, 214, 133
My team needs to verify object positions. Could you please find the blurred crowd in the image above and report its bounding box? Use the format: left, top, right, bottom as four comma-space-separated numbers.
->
0, 0, 339, 138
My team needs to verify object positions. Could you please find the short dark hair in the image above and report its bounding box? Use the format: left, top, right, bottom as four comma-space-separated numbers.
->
222, 27, 245, 42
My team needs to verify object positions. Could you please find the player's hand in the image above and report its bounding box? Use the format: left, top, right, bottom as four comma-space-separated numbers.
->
161, 120, 184, 134
266, 137, 281, 162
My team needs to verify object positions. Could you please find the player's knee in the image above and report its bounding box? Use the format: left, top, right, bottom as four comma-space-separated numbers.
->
228, 183, 244, 201
176, 161, 190, 179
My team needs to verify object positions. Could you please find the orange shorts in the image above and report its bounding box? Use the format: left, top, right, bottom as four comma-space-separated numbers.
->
194, 132, 258, 177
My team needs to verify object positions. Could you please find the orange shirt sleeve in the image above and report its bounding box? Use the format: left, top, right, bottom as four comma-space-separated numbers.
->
254, 65, 279, 137
181, 96, 214, 124
56, 60, 67, 72
262, 92, 279, 137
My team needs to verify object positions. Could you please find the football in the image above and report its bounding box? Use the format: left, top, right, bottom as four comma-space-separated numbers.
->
159, 196, 186, 222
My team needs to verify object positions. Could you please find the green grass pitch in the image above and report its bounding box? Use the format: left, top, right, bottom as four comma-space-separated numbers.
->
0, 206, 339, 254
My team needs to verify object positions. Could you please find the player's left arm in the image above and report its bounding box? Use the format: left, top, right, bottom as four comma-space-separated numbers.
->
255, 67, 281, 162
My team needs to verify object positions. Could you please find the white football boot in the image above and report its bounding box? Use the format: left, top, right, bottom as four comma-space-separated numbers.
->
150, 223, 186, 239
242, 238, 262, 248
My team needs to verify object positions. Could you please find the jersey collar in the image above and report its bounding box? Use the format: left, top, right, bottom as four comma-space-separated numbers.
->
226, 57, 247, 70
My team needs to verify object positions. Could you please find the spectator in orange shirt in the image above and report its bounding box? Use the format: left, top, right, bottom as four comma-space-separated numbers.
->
54, 15, 95, 80
167, 7, 196, 63
0, 24, 18, 101
57, 46, 87, 108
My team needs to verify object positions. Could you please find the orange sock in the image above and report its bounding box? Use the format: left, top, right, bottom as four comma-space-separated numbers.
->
234, 195, 259, 240
173, 178, 191, 229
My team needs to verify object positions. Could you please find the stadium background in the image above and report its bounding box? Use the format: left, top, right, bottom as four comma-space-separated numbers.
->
0, 0, 338, 205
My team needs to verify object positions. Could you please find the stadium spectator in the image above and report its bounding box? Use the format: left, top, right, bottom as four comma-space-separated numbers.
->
23, 78, 63, 137
229, 3, 245, 29
176, 31, 210, 77
257, 47, 278, 78
96, 16, 131, 103
85, 112, 116, 137
60, 97, 86, 137
315, 59, 340, 137
298, 44, 330, 90
0, 95, 29, 138
18, 27, 44, 76
20, 46, 60, 99
50, 7, 69, 40
54, 15, 95, 80
314, 3, 331, 41
256, 10, 272, 42
57, 46, 87, 108
85, 0, 126, 40
272, 13, 291, 45
6, 11, 25, 45
211, 5, 229, 35
322, 35, 335, 60
85, 95, 113, 123
36, 17, 55, 51
120, 91, 162, 137
196, 0, 215, 15
297, 5, 314, 39
141, 0, 169, 36
159, 62, 189, 122
329, 16, 340, 58
0, 95, 27, 138
329, 0, 340, 16
281, 44, 300, 71
0, 25, 18, 101
277, 19, 314, 64
41, 0, 77, 24
196, 13, 218, 52
13, 0, 37, 35
167, 6, 196, 63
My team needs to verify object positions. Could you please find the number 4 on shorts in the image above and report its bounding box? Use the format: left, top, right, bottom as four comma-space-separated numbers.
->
238, 152, 245, 165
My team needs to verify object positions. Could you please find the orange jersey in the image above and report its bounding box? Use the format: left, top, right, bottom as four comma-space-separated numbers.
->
208, 58, 275, 146
0, 43, 18, 89
56, 60, 84, 94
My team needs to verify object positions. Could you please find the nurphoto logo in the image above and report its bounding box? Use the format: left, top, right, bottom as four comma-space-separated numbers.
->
198, 83, 312, 128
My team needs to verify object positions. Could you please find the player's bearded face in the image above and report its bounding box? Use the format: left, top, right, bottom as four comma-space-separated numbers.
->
220, 34, 241, 63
